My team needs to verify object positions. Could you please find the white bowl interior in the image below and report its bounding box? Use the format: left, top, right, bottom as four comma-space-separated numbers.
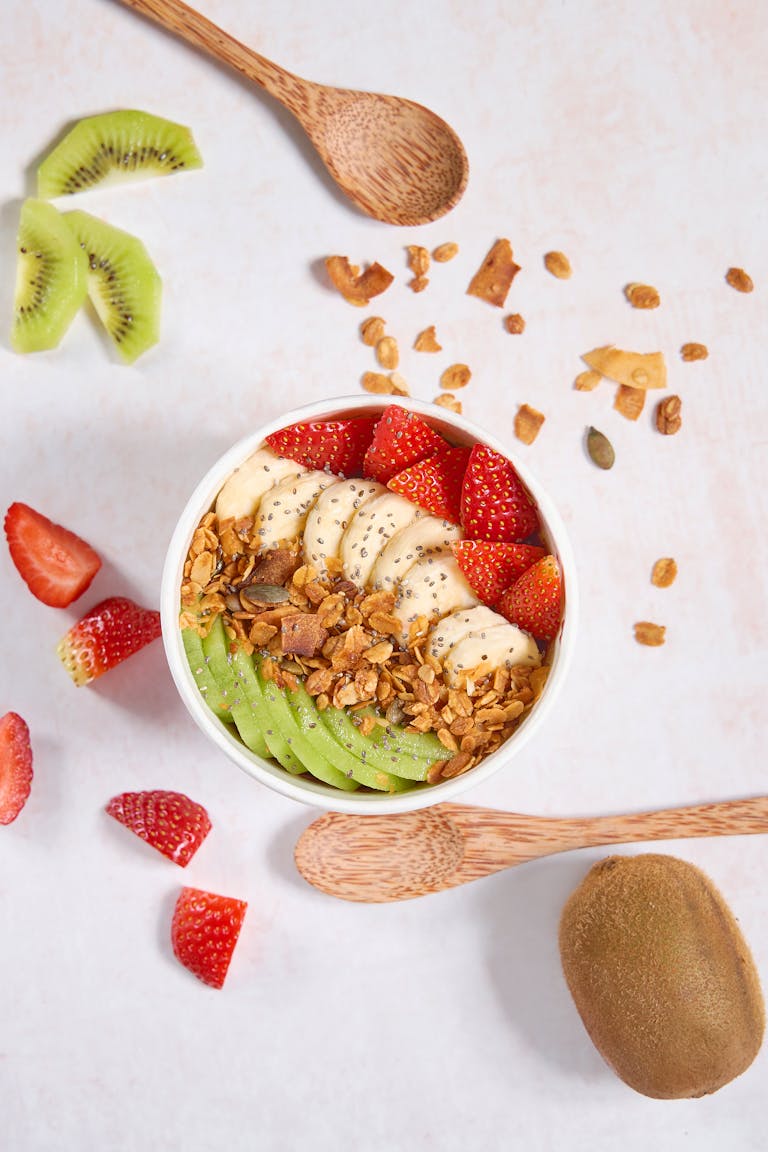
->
160, 395, 578, 813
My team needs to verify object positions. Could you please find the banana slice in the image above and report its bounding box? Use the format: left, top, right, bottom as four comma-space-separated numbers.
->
427, 605, 506, 662
302, 479, 385, 572
215, 448, 304, 524
253, 471, 338, 551
341, 492, 423, 587
371, 516, 462, 590
393, 554, 479, 646
443, 623, 541, 686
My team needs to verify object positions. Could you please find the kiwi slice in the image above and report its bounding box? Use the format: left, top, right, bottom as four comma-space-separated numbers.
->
12, 199, 88, 353
63, 210, 161, 364
38, 110, 203, 198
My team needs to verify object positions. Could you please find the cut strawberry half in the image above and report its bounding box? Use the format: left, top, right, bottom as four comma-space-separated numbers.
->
171, 887, 247, 989
460, 444, 539, 543
0, 712, 33, 825
387, 446, 470, 522
4, 502, 101, 608
497, 554, 563, 642
363, 404, 449, 483
57, 596, 161, 686
106, 790, 211, 867
265, 417, 378, 478
453, 540, 546, 606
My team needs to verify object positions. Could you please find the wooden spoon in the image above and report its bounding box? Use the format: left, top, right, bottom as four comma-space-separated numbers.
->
117, 0, 469, 225
294, 798, 768, 902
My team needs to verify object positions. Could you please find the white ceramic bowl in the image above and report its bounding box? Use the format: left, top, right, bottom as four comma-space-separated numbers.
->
161, 396, 578, 814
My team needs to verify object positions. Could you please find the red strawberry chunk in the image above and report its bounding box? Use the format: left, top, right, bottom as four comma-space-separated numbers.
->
0, 712, 33, 825
171, 887, 247, 989
453, 540, 546, 606
497, 554, 563, 642
387, 446, 470, 522
57, 596, 161, 686
460, 444, 539, 543
106, 790, 211, 867
265, 417, 377, 477
363, 405, 449, 483
4, 502, 101, 608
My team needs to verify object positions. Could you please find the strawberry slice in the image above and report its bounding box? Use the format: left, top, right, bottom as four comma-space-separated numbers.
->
0, 712, 33, 825
265, 417, 377, 477
460, 444, 539, 542
171, 887, 247, 989
106, 790, 211, 867
497, 554, 563, 642
453, 540, 546, 606
363, 404, 449, 483
57, 596, 161, 686
4, 502, 101, 608
387, 446, 470, 522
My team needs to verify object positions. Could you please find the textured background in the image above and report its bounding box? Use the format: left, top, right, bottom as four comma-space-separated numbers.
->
1, 1, 766, 1148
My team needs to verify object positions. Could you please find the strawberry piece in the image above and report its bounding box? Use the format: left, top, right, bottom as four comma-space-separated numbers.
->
453, 540, 546, 606
460, 444, 539, 542
265, 417, 378, 477
497, 554, 563, 641
387, 446, 470, 522
171, 887, 247, 989
57, 596, 161, 686
363, 404, 449, 483
106, 790, 211, 867
0, 712, 33, 825
4, 502, 101, 608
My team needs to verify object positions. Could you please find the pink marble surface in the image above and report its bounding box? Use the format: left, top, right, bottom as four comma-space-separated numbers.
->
1, 1, 766, 1148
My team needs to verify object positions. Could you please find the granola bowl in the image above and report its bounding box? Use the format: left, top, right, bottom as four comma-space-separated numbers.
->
161, 396, 577, 814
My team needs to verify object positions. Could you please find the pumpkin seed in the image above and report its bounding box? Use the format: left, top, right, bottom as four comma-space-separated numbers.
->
587, 426, 615, 470
241, 583, 291, 605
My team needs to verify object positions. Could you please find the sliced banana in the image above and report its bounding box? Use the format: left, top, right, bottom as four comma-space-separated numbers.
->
215, 448, 305, 524
392, 554, 479, 646
427, 605, 506, 662
253, 471, 338, 551
443, 623, 541, 687
302, 479, 385, 572
341, 492, 422, 587
371, 516, 462, 591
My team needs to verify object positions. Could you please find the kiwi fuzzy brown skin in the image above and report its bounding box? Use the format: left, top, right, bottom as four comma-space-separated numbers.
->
559, 853, 765, 1099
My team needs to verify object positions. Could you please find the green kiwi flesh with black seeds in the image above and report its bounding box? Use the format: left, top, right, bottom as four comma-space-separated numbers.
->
38, 110, 203, 198
63, 211, 162, 365
12, 199, 88, 353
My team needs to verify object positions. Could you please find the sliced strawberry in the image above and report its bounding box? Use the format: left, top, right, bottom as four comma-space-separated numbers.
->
460, 444, 539, 543
106, 790, 211, 867
497, 554, 563, 641
363, 404, 449, 483
265, 417, 377, 477
387, 446, 470, 522
171, 887, 247, 989
4, 502, 101, 608
453, 540, 547, 606
57, 596, 161, 686
0, 712, 33, 825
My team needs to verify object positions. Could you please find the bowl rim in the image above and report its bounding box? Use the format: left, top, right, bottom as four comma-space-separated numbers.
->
160, 394, 578, 814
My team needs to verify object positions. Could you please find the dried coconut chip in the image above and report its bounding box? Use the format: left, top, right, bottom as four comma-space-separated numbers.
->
414, 326, 442, 352
467, 239, 520, 307
651, 558, 677, 588
440, 363, 472, 390
582, 345, 666, 390
514, 404, 546, 445
325, 256, 394, 306
624, 283, 660, 309
504, 313, 525, 334
634, 621, 666, 647
544, 251, 572, 279
574, 369, 601, 391
681, 342, 708, 361
613, 384, 646, 421
433, 243, 459, 263
360, 316, 386, 346
433, 393, 462, 414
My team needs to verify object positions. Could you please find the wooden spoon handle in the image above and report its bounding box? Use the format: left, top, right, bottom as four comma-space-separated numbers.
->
116, 0, 308, 113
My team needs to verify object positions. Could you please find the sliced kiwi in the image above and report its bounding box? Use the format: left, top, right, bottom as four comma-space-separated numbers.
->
12, 199, 88, 353
38, 110, 203, 198
63, 210, 161, 364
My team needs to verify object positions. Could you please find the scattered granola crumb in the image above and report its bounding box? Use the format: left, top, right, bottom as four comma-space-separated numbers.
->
634, 621, 666, 647
624, 283, 660, 309
544, 251, 572, 279
614, 384, 645, 421
360, 316, 385, 346
681, 342, 708, 361
656, 394, 682, 435
651, 558, 678, 588
389, 372, 409, 395
375, 335, 399, 370
325, 256, 393, 305
433, 393, 462, 414
514, 404, 546, 445
467, 239, 520, 307
414, 325, 442, 353
440, 363, 472, 390
409, 276, 429, 293
407, 245, 430, 278
361, 371, 409, 396
574, 369, 601, 392
504, 313, 525, 334
726, 267, 753, 293
433, 242, 459, 263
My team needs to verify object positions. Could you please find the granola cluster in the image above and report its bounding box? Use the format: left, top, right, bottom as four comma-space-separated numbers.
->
180, 510, 548, 782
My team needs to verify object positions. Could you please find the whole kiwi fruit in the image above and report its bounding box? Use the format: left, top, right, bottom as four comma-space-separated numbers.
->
559, 853, 765, 1099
